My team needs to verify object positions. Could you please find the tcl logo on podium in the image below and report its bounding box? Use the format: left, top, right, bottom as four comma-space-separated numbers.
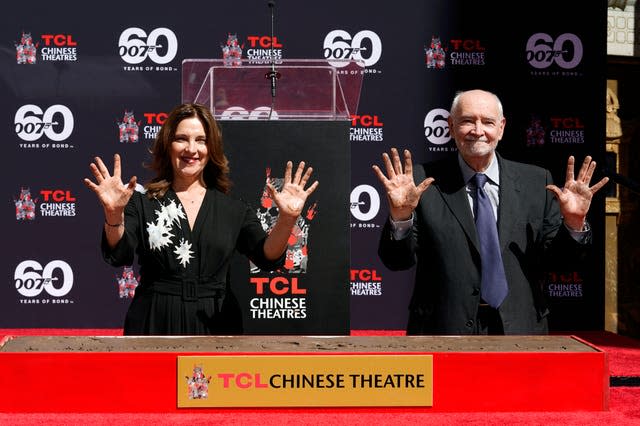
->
250, 276, 307, 295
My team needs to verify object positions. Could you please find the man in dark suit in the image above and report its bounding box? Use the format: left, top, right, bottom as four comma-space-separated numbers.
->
372, 89, 609, 335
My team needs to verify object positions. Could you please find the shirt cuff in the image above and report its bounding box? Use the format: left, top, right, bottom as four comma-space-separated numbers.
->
389, 212, 414, 240
564, 221, 591, 244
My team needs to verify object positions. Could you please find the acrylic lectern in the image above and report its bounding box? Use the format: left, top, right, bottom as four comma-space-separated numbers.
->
182, 59, 363, 335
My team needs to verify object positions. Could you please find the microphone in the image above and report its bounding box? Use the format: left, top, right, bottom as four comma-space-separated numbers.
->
265, 0, 280, 118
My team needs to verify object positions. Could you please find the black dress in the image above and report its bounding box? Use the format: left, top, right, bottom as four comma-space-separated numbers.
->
102, 188, 283, 335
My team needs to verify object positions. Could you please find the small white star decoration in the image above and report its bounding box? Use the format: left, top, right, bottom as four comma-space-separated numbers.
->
174, 239, 194, 267
146, 220, 174, 250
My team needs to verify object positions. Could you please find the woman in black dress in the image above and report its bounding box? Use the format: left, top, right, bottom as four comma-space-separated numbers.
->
84, 103, 318, 335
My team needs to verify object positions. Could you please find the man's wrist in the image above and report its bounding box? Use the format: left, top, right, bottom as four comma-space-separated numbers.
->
389, 212, 414, 240
564, 220, 590, 233
390, 212, 414, 224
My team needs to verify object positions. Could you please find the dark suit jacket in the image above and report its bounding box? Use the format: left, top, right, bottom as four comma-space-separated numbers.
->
378, 153, 586, 335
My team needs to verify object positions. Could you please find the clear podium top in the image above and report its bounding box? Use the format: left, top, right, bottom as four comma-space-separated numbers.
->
181, 59, 364, 120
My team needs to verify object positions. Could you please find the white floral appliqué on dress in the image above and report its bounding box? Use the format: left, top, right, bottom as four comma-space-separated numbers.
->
146, 198, 194, 266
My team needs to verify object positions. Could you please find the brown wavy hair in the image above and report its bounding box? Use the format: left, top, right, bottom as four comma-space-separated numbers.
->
144, 103, 231, 198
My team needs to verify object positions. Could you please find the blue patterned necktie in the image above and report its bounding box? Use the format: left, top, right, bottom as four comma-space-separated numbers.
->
473, 173, 508, 308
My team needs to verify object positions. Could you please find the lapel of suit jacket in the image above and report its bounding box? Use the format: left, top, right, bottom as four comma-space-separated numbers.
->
431, 156, 479, 252
496, 154, 522, 251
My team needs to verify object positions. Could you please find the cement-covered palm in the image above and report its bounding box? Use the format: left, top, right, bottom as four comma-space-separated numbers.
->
546, 155, 609, 230
373, 148, 434, 221
268, 161, 318, 219
84, 154, 137, 216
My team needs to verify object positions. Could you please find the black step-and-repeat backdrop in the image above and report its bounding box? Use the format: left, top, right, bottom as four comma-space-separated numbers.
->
2, 1, 606, 332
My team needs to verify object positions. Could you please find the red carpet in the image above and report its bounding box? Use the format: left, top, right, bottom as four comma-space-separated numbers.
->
571, 330, 640, 377
1, 328, 639, 425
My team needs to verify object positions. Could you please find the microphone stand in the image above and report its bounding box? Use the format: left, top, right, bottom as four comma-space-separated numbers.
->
266, 0, 280, 120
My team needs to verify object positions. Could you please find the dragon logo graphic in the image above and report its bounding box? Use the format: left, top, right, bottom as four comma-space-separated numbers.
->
424, 36, 446, 69
221, 33, 243, 67
15, 188, 37, 221
117, 110, 141, 143
15, 32, 38, 64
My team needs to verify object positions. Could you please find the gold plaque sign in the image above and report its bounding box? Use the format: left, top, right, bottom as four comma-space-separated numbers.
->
177, 354, 433, 407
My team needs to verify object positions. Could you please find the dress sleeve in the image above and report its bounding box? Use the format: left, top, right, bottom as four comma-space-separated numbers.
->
236, 202, 286, 272
101, 193, 141, 267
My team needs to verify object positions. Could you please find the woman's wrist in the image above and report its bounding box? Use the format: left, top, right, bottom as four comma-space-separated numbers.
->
104, 211, 125, 228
